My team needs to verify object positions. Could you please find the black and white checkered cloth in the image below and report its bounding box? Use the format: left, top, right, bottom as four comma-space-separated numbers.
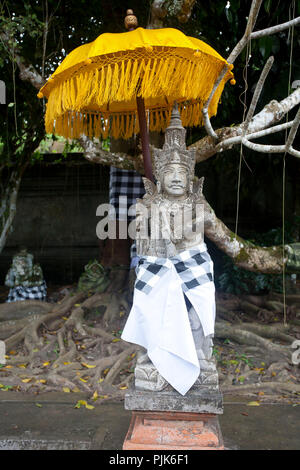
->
121, 243, 216, 395
135, 245, 213, 295
6, 281, 47, 303
109, 167, 145, 221
109, 167, 145, 266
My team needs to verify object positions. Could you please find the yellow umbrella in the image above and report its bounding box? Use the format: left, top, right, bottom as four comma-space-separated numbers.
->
38, 10, 234, 179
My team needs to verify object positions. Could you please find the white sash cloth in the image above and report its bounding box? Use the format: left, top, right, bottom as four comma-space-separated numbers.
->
121, 243, 215, 395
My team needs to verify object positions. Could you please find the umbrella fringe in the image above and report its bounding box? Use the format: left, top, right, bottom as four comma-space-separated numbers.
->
44, 52, 233, 140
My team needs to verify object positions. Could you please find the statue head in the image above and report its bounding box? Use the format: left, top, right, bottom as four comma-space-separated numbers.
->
153, 103, 196, 199
12, 248, 33, 276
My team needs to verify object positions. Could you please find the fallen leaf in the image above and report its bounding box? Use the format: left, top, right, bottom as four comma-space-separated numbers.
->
119, 385, 128, 390
98, 378, 104, 383
8, 350, 16, 355
74, 400, 85, 408
271, 372, 277, 377
257, 391, 265, 396
72, 387, 81, 392
4, 365, 12, 369
247, 401, 260, 406
74, 304, 81, 307
241, 412, 249, 416
81, 363, 96, 369
18, 364, 27, 369
39, 379, 46, 384
63, 362, 70, 365
21, 378, 32, 383
62, 317, 68, 320
92, 391, 99, 401
85, 404, 95, 410
79, 377, 88, 383
63, 387, 71, 393
35, 403, 42, 408
112, 338, 120, 343
103, 368, 110, 375
74, 399, 94, 410
42, 362, 50, 367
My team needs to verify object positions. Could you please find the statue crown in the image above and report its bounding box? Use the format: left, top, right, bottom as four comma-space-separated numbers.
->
153, 103, 196, 179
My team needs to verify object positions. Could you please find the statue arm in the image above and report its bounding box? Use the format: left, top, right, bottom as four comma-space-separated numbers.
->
135, 200, 150, 256
5, 267, 15, 288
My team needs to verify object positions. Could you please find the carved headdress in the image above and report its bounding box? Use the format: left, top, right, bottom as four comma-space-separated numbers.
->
152, 103, 196, 185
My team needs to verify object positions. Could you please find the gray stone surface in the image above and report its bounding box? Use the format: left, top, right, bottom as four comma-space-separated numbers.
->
0, 392, 299, 450
124, 389, 223, 414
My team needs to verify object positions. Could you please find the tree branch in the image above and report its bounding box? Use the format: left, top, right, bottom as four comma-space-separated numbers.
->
148, 0, 196, 29
251, 16, 300, 40
203, 196, 285, 274
201, 0, 300, 141
79, 135, 144, 173
0, 30, 45, 90
242, 56, 274, 133
190, 87, 300, 162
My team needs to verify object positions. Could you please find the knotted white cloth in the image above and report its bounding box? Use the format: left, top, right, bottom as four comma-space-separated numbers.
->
121, 243, 215, 395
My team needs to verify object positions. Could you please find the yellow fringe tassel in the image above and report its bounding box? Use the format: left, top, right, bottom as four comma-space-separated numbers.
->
44, 50, 233, 140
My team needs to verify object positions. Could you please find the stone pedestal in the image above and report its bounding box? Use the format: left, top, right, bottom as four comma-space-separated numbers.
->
123, 389, 224, 450
123, 411, 224, 450
124, 388, 223, 414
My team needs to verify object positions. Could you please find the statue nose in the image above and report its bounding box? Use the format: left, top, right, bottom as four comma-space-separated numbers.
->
172, 172, 181, 182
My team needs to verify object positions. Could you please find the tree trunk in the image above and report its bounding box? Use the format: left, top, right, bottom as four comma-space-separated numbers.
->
0, 165, 26, 254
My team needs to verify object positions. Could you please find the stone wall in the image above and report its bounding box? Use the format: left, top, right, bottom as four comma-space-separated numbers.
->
0, 155, 110, 285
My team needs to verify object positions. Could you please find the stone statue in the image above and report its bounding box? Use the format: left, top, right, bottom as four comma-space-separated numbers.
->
122, 104, 219, 397
5, 248, 47, 302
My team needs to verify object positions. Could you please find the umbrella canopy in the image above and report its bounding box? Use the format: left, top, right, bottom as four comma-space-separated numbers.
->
38, 26, 234, 141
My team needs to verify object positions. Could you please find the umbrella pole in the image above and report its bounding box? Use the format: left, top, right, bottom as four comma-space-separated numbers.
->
136, 96, 154, 182
125, 10, 153, 181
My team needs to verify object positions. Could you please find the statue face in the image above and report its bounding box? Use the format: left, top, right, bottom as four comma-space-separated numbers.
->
161, 163, 188, 199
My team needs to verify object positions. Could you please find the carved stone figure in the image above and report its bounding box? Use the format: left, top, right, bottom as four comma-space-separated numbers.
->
5, 248, 47, 302
122, 104, 219, 395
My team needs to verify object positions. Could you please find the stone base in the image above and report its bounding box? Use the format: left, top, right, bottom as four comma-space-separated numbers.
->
123, 411, 224, 450
125, 389, 223, 414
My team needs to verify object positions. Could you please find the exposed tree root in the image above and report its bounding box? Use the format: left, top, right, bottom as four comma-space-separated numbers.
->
215, 322, 289, 356
0, 288, 299, 400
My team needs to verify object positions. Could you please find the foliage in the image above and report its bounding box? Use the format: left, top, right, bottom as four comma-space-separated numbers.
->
217, 256, 284, 294
77, 259, 110, 294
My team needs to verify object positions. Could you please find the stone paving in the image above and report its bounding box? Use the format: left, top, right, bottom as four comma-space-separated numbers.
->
0, 392, 299, 450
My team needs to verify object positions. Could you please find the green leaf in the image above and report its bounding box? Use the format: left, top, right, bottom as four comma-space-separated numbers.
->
225, 8, 233, 24
264, 0, 272, 13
